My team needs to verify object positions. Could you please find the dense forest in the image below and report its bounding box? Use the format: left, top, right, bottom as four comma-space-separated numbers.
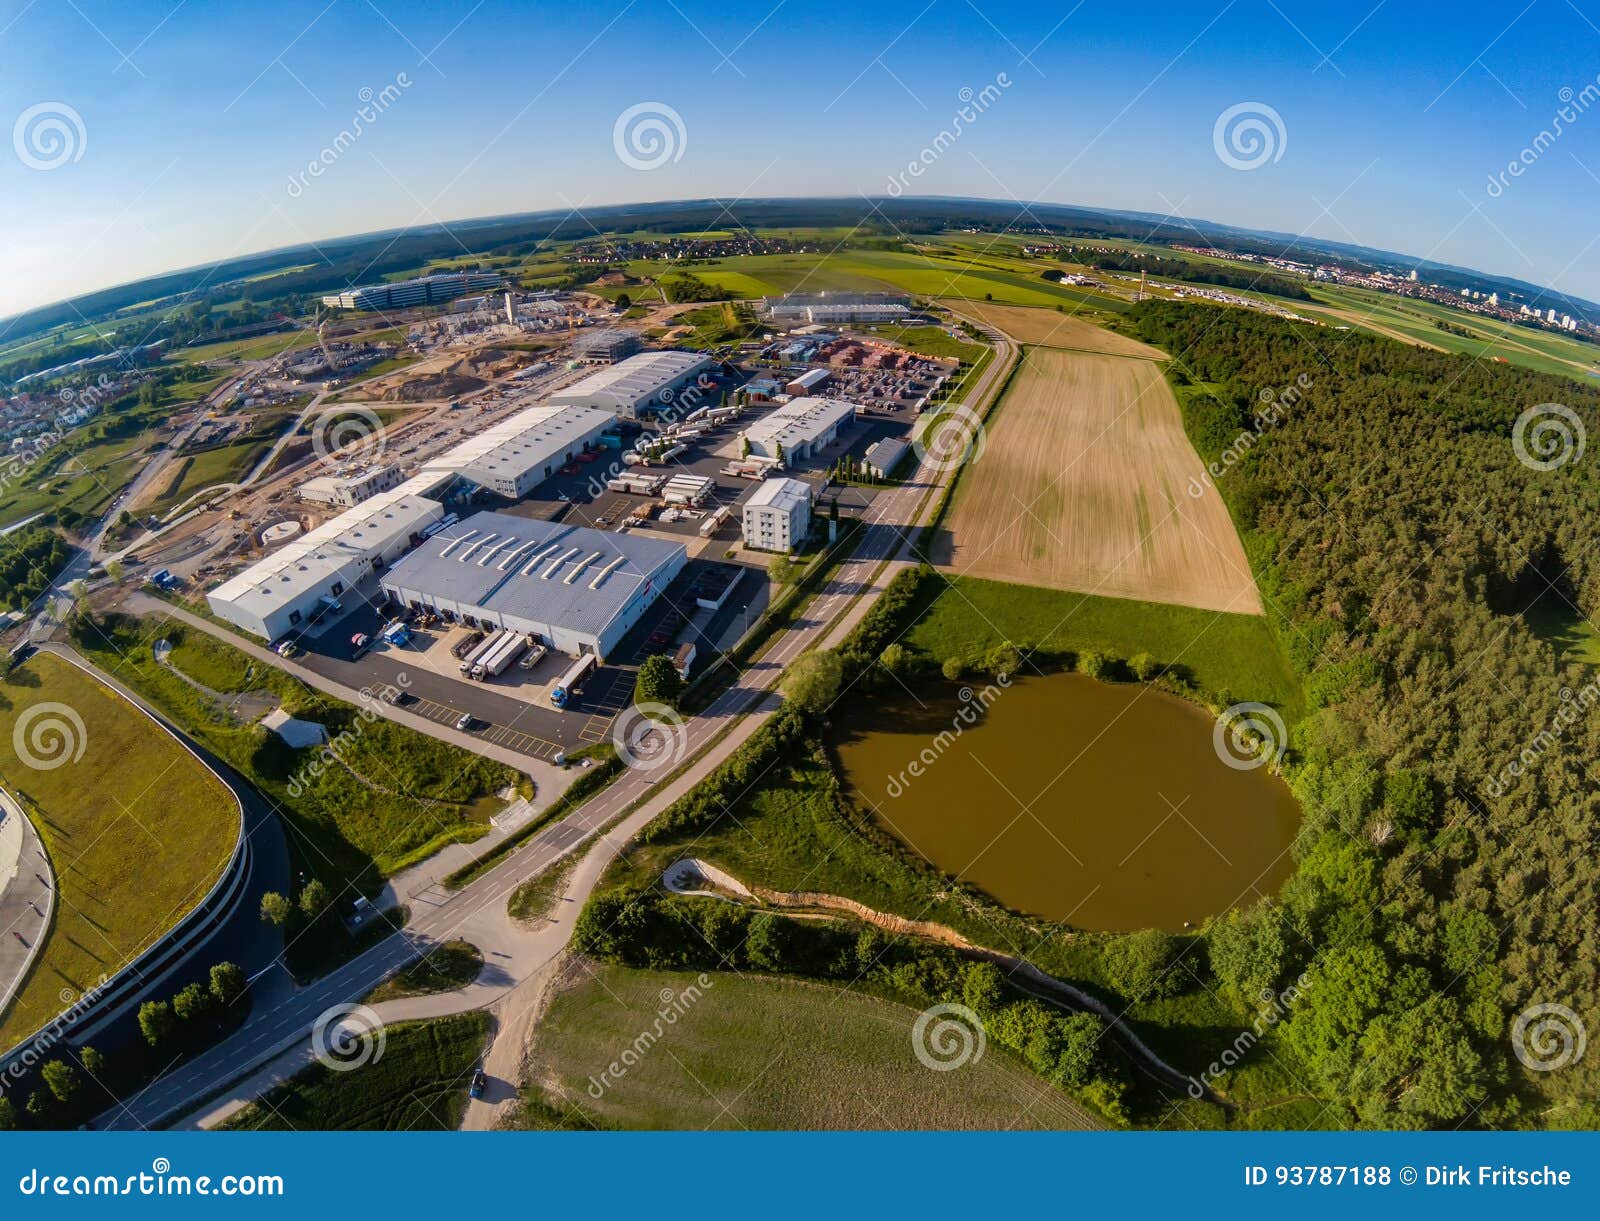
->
1131, 300, 1600, 1127
1088, 250, 1314, 301
0, 527, 72, 611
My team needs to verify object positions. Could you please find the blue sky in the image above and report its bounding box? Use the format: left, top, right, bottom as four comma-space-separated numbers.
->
2, 0, 1599, 317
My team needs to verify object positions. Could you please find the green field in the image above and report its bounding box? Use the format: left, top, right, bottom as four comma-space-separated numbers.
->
907, 574, 1302, 714
521, 963, 1098, 1130
223, 1013, 488, 1131
366, 941, 482, 1003
76, 614, 518, 888
175, 331, 315, 364
0, 653, 240, 1046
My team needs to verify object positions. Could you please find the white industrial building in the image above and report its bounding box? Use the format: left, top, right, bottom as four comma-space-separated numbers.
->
762, 292, 911, 324
547, 351, 713, 419
863, 437, 911, 479
742, 478, 813, 553
380, 512, 686, 660
298, 464, 404, 508
207, 488, 445, 641
741, 396, 855, 463
418, 403, 615, 498
321, 271, 502, 311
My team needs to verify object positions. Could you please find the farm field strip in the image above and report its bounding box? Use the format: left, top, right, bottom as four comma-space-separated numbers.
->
935, 344, 1262, 615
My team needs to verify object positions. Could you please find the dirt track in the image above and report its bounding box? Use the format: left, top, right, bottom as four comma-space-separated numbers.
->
935, 345, 1262, 615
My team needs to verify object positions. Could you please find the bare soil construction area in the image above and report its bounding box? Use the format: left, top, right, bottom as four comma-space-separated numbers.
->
933, 345, 1262, 614
943, 299, 1168, 358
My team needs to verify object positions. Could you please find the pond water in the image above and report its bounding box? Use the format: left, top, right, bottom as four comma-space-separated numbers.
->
832, 673, 1299, 932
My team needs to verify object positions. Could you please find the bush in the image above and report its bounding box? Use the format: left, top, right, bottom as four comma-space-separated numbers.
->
634, 654, 683, 708
941, 656, 965, 681
1101, 929, 1186, 1001
1077, 649, 1109, 679
780, 652, 844, 713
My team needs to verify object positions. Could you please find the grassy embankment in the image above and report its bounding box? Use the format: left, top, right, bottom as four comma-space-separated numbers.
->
0, 653, 239, 1045
222, 1012, 488, 1131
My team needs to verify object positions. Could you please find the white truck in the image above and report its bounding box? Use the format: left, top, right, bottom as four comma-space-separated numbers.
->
476, 631, 528, 679
459, 629, 508, 676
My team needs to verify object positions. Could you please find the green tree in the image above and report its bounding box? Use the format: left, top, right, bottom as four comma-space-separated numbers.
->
26, 1091, 49, 1119
983, 642, 1020, 680
634, 654, 684, 708
298, 880, 332, 922
941, 656, 965, 681
878, 643, 910, 678
209, 961, 247, 1008
744, 913, 797, 971
40, 1059, 80, 1104
1102, 929, 1184, 1000
961, 961, 1005, 1015
767, 554, 793, 583
780, 651, 843, 712
80, 1046, 107, 1081
0, 1095, 16, 1131
172, 981, 214, 1023
138, 999, 175, 1047
259, 891, 291, 926
1077, 649, 1108, 679
614, 292, 631, 310
1208, 903, 1289, 1001
1129, 651, 1159, 681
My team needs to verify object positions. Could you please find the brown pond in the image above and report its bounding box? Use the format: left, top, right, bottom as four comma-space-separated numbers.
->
832, 674, 1300, 932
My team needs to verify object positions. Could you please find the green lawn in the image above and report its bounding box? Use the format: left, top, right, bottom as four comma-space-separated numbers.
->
74, 614, 518, 889
223, 1012, 488, 1131
907, 574, 1302, 714
176, 331, 315, 364
0, 653, 240, 1045
520, 963, 1098, 1131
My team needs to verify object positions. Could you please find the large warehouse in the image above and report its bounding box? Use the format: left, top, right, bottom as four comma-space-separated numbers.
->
547, 351, 712, 419
741, 396, 855, 463
379, 511, 687, 660
418, 403, 616, 498
320, 271, 502, 312
208, 485, 445, 640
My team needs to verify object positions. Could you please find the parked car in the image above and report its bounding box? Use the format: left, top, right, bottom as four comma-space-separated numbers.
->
274, 640, 299, 658
455, 712, 474, 731
469, 1069, 487, 1100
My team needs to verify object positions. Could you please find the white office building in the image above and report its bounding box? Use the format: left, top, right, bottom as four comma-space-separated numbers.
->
419, 403, 615, 498
298, 464, 404, 508
742, 477, 813, 553
741, 396, 855, 463
548, 351, 713, 419
320, 271, 502, 312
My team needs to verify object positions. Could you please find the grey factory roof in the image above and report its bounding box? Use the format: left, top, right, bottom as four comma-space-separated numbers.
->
548, 350, 711, 409
380, 510, 685, 637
